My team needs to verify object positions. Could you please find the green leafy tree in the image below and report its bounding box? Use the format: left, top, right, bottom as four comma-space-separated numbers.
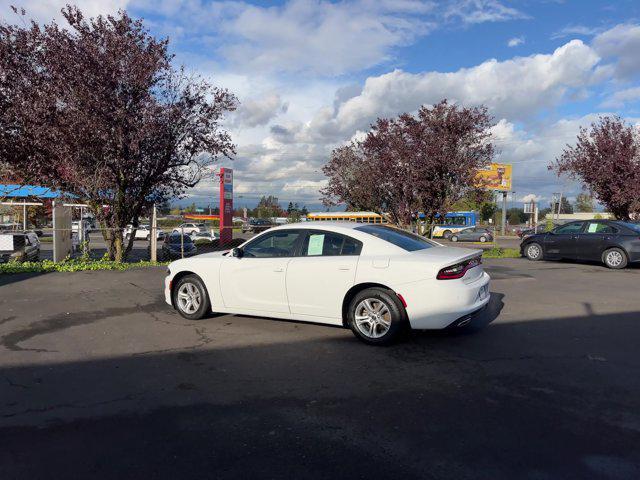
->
255, 195, 281, 218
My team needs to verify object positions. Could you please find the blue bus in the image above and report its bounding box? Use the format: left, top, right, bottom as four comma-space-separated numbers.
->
426, 211, 478, 239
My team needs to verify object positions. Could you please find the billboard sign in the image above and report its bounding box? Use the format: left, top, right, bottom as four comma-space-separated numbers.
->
476, 163, 512, 191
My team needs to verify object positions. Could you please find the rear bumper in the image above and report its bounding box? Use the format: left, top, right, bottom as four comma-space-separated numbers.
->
395, 271, 491, 330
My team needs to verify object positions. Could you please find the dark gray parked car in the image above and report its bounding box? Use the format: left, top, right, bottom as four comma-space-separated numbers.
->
521, 219, 640, 269
449, 227, 494, 243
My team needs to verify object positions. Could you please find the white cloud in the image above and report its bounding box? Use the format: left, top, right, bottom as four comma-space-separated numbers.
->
295, 39, 600, 143
600, 86, 640, 108
521, 194, 541, 203
551, 24, 604, 40
445, 0, 528, 25
592, 24, 640, 80
132, 0, 531, 77
233, 93, 288, 128
507, 36, 524, 47
1, 0, 130, 24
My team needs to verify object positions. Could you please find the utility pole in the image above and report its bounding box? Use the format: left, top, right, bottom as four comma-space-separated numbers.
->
150, 203, 157, 262
501, 191, 507, 236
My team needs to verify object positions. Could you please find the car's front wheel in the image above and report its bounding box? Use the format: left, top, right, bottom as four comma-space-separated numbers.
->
172, 274, 211, 320
603, 248, 627, 269
524, 242, 543, 261
450, 235, 458, 242
479, 235, 487, 243
348, 288, 406, 345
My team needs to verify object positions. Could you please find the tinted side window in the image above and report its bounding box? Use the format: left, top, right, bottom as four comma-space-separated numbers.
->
302, 231, 363, 256
243, 231, 301, 258
555, 222, 584, 234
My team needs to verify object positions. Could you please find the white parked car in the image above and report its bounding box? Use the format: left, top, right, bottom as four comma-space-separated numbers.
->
124, 224, 165, 240
173, 223, 206, 235
164, 222, 491, 345
190, 230, 219, 242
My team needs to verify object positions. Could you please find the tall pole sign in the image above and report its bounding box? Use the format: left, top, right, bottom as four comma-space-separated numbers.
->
219, 168, 233, 246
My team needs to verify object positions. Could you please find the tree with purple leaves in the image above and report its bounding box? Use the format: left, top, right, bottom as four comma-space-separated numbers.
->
551, 116, 640, 221
0, 6, 237, 261
321, 100, 495, 226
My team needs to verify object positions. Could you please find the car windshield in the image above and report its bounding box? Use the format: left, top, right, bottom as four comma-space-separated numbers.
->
355, 225, 435, 252
621, 222, 640, 233
167, 235, 193, 244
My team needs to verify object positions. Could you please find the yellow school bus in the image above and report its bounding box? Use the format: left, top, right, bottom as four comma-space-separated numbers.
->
306, 212, 387, 223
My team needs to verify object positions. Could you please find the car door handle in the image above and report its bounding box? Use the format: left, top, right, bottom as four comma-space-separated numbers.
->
273, 267, 284, 272
338, 266, 351, 271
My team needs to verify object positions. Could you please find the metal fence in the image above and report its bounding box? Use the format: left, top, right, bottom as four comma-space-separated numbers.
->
2, 225, 248, 263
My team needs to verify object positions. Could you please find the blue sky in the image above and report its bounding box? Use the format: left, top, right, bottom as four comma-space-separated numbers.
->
3, 0, 640, 210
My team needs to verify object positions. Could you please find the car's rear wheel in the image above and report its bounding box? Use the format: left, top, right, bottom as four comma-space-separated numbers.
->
603, 248, 627, 269
525, 242, 543, 261
442, 230, 453, 239
348, 288, 406, 346
173, 275, 211, 320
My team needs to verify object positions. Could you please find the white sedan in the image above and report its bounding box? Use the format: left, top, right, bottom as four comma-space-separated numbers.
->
164, 222, 491, 345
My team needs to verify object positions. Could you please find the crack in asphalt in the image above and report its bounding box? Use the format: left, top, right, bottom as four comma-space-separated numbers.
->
2, 393, 139, 419
0, 298, 167, 352
0, 316, 16, 326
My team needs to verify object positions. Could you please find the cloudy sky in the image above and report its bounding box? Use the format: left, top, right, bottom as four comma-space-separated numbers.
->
3, 0, 640, 210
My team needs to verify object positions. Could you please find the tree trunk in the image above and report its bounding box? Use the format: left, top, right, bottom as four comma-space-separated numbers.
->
114, 234, 124, 263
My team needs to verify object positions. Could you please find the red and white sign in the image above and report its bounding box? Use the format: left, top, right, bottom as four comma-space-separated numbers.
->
219, 168, 233, 245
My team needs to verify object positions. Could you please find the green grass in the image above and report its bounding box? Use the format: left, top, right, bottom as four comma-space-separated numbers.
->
0, 258, 169, 274
39, 236, 53, 243
482, 247, 521, 259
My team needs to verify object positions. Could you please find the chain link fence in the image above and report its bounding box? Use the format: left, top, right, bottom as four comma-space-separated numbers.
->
2, 225, 249, 263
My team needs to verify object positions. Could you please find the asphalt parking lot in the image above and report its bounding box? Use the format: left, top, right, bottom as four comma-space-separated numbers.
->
1, 258, 640, 479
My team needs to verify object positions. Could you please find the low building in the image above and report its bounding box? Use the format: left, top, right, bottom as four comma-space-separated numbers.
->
550, 212, 614, 223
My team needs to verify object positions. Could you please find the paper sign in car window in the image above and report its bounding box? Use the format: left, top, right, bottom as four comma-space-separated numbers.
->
307, 234, 325, 256
587, 223, 599, 233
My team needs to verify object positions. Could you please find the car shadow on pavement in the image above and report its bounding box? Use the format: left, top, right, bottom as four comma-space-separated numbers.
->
2, 305, 640, 479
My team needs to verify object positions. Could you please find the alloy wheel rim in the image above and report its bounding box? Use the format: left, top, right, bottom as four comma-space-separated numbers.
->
354, 298, 392, 339
528, 245, 540, 259
607, 251, 623, 267
177, 282, 201, 314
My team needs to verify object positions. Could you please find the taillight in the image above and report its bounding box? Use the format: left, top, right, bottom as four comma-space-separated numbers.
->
437, 256, 482, 280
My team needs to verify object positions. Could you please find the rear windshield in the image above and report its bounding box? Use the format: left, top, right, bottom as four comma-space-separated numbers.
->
621, 222, 640, 233
355, 225, 434, 251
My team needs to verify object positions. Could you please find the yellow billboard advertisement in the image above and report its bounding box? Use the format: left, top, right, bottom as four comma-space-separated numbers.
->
476, 163, 512, 191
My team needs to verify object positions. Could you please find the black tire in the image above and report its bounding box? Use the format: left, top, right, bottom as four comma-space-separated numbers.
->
602, 248, 628, 269
450, 235, 458, 242
172, 274, 211, 320
443, 230, 453, 240
146, 234, 150, 241
524, 242, 543, 261
479, 236, 487, 243
347, 288, 407, 346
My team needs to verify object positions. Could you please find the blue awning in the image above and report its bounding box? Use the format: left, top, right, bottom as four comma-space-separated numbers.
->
0, 184, 59, 198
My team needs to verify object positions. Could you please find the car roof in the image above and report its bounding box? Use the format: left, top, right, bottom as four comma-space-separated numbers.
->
271, 221, 364, 231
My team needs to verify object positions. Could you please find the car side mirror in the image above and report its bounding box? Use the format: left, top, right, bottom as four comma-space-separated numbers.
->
231, 247, 243, 258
